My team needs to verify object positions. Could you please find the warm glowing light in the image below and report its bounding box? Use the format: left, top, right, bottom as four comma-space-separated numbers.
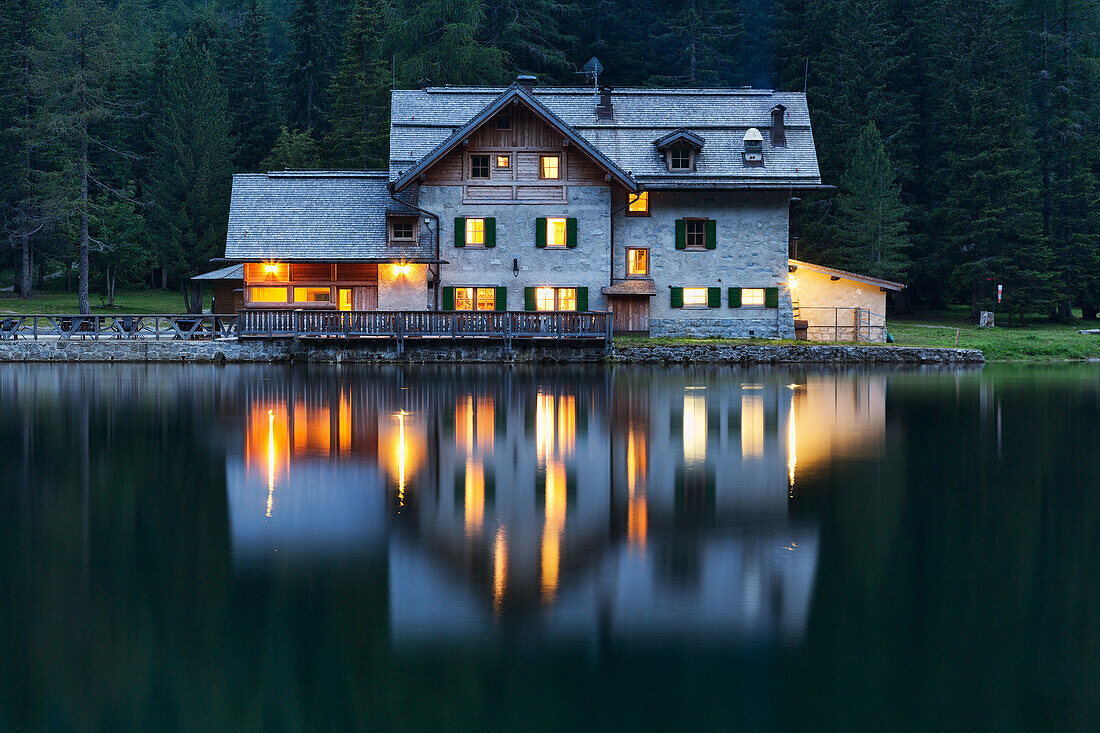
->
264, 262, 279, 274
396, 411, 407, 507
339, 391, 351, 455
293, 400, 330, 455
266, 409, 276, 518
627, 426, 648, 552
394, 263, 411, 276
464, 455, 485, 535
683, 390, 707, 468
788, 274, 798, 289
787, 391, 797, 496
536, 391, 556, 461
492, 525, 507, 616
541, 459, 566, 604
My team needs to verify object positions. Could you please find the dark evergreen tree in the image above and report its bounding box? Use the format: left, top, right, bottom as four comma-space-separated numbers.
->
390, 0, 508, 86
323, 0, 390, 168
147, 33, 234, 311
650, 0, 742, 87
483, 0, 577, 80
227, 0, 278, 171
283, 0, 330, 131
263, 126, 322, 169
832, 122, 910, 280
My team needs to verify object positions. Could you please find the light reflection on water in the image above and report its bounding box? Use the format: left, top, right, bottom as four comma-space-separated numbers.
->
4, 363, 1098, 731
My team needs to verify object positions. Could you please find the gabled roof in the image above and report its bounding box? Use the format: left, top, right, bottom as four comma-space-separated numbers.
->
789, 259, 905, 291
652, 128, 705, 151
391, 86, 824, 189
392, 85, 638, 192
224, 172, 437, 262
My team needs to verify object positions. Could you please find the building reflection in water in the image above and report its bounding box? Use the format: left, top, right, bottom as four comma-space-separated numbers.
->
227, 368, 889, 649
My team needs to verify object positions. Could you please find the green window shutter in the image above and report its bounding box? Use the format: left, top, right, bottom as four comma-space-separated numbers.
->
454, 217, 465, 248
535, 218, 547, 248
707, 287, 721, 307
524, 287, 537, 311
675, 219, 686, 249
670, 286, 683, 308
566, 218, 578, 248
765, 286, 779, 308
728, 287, 742, 308
494, 286, 507, 311
485, 217, 496, 247
705, 219, 717, 249
576, 287, 588, 312
442, 286, 455, 311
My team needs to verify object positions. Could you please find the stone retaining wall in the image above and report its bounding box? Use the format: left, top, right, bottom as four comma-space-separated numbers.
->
0, 339, 984, 364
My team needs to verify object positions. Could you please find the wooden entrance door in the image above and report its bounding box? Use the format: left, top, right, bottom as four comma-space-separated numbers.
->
338, 288, 353, 311
352, 286, 377, 311
610, 296, 650, 335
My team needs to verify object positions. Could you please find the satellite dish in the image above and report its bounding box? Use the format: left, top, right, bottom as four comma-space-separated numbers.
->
582, 57, 604, 78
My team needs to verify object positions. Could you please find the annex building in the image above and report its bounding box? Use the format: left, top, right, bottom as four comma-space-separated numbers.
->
223, 77, 900, 340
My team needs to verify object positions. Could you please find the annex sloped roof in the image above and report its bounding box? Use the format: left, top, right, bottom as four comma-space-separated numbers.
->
391, 85, 638, 192
224, 172, 435, 262
789, 259, 905, 291
391, 86, 823, 189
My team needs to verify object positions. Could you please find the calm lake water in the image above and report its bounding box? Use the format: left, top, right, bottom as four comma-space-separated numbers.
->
0, 363, 1097, 731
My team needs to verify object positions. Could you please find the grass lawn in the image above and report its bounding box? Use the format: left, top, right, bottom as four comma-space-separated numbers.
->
0, 290, 187, 315
617, 307, 1100, 361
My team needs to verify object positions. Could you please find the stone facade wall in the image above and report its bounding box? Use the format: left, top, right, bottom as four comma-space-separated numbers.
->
378, 263, 430, 311
0, 339, 984, 364
613, 189, 795, 338
418, 184, 612, 311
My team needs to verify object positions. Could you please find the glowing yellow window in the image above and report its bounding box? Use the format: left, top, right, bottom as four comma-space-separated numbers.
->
294, 287, 331, 303
536, 287, 556, 311
496, 155, 510, 168
250, 286, 287, 303
475, 287, 496, 311
557, 288, 577, 311
547, 217, 567, 247
465, 218, 485, 246
682, 287, 708, 308
742, 288, 766, 306
627, 248, 648, 276
540, 155, 560, 179
627, 191, 649, 214
455, 287, 475, 311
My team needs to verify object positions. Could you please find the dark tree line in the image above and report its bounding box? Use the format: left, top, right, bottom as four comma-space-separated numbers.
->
1, 0, 1098, 318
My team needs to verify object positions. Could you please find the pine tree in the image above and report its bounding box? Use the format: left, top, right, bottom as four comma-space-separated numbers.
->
90, 186, 151, 307
483, 0, 577, 80
650, 0, 742, 87
147, 34, 234, 312
323, 0, 390, 169
32, 0, 141, 314
283, 0, 330, 132
263, 126, 323, 169
227, 0, 278, 171
832, 122, 909, 279
391, 0, 508, 86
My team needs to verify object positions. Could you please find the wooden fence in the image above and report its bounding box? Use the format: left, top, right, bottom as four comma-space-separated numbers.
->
239, 309, 612, 348
0, 314, 239, 341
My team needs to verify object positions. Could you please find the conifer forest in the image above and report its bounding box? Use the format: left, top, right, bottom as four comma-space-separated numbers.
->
1, 0, 1098, 319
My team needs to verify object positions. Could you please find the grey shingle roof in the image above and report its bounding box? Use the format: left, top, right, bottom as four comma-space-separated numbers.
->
390, 86, 823, 188
224, 172, 436, 262
191, 263, 243, 280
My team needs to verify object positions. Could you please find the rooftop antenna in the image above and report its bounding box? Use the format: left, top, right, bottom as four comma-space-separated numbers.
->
577, 57, 604, 102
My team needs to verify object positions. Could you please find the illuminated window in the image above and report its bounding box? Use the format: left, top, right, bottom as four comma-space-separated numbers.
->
294, 287, 331, 303
465, 218, 486, 246
682, 287, 708, 308
390, 218, 415, 243
540, 155, 560, 179
742, 288, 765, 306
250, 286, 287, 303
670, 147, 692, 171
455, 287, 475, 311
495, 115, 511, 130
476, 287, 496, 311
627, 248, 648, 276
627, 191, 649, 215
546, 217, 567, 247
536, 287, 556, 311
686, 219, 706, 248
496, 155, 510, 168
557, 288, 577, 311
471, 154, 490, 179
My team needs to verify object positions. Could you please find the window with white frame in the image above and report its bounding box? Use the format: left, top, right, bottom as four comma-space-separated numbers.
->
682, 287, 709, 308
546, 217, 568, 247
465, 218, 486, 246
742, 288, 765, 306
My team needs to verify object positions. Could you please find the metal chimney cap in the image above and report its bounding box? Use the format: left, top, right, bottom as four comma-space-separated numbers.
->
516, 75, 537, 88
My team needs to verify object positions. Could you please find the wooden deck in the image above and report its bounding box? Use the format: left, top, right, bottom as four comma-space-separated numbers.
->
239, 309, 612, 348
0, 314, 239, 341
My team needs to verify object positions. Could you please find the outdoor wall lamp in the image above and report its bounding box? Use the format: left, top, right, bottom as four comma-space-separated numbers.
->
513, 258, 519, 277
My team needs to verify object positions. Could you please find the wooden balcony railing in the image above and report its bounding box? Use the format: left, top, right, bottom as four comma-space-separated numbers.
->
239, 309, 612, 348
0, 314, 239, 342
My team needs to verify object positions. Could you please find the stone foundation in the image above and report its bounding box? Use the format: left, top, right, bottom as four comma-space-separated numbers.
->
650, 316, 796, 340
0, 339, 984, 364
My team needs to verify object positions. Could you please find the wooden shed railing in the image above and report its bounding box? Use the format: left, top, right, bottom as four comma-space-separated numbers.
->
239, 309, 612, 348
0, 314, 239, 341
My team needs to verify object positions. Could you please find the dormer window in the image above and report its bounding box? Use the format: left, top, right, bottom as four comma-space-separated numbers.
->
743, 128, 764, 167
389, 217, 417, 245
670, 148, 692, 171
